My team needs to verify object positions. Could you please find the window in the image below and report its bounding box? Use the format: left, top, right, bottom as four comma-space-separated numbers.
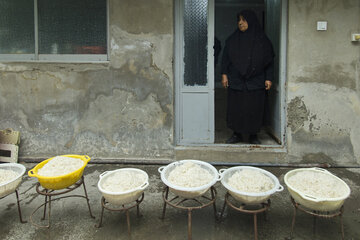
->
0, 0, 107, 62
183, 0, 208, 86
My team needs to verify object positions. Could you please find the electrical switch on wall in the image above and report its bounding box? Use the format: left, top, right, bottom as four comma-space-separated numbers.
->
317, 21, 327, 31
351, 34, 360, 41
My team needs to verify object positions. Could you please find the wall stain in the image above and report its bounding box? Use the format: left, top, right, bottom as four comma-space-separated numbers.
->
65, 89, 168, 149
294, 0, 356, 16
110, 0, 173, 35
308, 114, 318, 132
0, 36, 173, 157
22, 71, 39, 81
297, 64, 355, 90
292, 129, 356, 164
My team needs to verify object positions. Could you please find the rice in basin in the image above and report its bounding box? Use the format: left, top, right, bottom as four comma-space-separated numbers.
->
0, 169, 18, 184
167, 162, 213, 188
37, 156, 84, 177
288, 171, 346, 198
102, 171, 147, 192
228, 169, 274, 193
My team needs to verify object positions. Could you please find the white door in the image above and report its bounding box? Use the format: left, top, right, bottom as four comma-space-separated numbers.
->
265, 0, 287, 145
175, 0, 215, 145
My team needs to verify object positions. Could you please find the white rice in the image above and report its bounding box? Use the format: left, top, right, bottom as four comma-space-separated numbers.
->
37, 156, 84, 177
167, 162, 213, 188
102, 170, 147, 192
288, 171, 345, 198
227, 169, 274, 193
0, 169, 18, 184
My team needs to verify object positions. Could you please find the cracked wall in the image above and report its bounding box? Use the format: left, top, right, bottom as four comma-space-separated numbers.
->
0, 0, 174, 159
287, 0, 360, 165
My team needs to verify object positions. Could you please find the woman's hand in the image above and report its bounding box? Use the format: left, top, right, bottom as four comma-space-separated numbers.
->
265, 80, 272, 90
222, 74, 229, 88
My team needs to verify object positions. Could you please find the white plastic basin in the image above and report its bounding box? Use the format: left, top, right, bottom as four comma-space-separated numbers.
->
219, 166, 283, 204
0, 163, 26, 198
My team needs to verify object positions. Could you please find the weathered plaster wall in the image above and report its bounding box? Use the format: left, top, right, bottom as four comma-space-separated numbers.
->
287, 0, 360, 165
0, 0, 174, 159
2, 0, 360, 165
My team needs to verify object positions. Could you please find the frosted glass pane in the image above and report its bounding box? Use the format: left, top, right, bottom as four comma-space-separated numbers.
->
183, 0, 208, 86
38, 0, 107, 54
0, 0, 34, 54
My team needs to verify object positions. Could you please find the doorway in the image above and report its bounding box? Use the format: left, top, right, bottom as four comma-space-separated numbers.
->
214, 0, 280, 145
175, 0, 286, 147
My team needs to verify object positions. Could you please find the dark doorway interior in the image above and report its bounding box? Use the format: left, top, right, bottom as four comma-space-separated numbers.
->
214, 0, 279, 145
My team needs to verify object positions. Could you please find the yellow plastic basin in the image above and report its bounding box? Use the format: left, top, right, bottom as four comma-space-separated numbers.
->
28, 155, 90, 190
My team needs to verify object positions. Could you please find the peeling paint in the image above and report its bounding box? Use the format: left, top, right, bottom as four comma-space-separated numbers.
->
0, 24, 173, 159
110, 38, 120, 50
287, 96, 309, 132
64, 89, 167, 147
0, 63, 29, 72
287, 82, 360, 164
287, 0, 360, 165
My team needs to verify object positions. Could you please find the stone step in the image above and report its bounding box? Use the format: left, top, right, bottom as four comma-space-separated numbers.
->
175, 145, 287, 164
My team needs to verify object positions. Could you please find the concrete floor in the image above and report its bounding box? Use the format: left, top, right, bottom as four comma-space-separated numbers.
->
1, 163, 359, 240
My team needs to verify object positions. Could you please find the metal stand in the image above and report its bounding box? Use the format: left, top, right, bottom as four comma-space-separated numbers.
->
220, 192, 270, 240
161, 186, 217, 240
95, 193, 144, 237
290, 197, 344, 240
0, 190, 27, 223
29, 176, 95, 228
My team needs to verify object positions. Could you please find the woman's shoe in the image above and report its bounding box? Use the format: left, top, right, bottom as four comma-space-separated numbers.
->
249, 134, 261, 144
226, 133, 242, 144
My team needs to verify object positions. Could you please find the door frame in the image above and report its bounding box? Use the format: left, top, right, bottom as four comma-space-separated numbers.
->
174, 0, 287, 149
267, 0, 288, 147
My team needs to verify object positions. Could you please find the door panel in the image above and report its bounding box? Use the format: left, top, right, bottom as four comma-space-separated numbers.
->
265, 0, 285, 144
182, 92, 213, 142
176, 0, 215, 144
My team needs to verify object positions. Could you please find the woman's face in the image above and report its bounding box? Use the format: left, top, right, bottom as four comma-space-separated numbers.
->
238, 16, 248, 32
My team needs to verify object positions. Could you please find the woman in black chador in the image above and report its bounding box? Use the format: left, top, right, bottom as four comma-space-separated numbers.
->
221, 10, 274, 144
